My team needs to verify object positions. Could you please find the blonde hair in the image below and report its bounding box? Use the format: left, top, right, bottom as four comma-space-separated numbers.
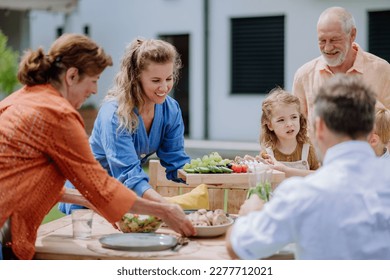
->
374, 108, 390, 145
260, 87, 309, 149
106, 38, 182, 132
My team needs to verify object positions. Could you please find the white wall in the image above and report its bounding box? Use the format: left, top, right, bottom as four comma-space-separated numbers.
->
28, 0, 390, 142
29, 12, 63, 50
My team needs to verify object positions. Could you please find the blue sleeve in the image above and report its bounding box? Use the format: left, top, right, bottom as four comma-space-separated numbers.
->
90, 102, 151, 197
156, 98, 190, 181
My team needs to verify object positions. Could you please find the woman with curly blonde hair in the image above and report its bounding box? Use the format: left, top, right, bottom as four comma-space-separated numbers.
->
259, 87, 320, 177
59, 38, 191, 214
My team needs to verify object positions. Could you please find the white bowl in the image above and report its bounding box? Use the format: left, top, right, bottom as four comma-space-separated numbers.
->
193, 217, 234, 237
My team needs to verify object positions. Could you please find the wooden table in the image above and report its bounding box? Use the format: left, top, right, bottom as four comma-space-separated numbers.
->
34, 214, 294, 260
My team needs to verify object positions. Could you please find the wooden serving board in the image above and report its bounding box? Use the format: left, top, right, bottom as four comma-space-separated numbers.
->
178, 169, 285, 185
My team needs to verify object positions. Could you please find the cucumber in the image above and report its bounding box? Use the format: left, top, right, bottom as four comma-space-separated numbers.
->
208, 165, 222, 173
213, 166, 223, 173
194, 167, 201, 173
220, 166, 233, 173
208, 165, 217, 173
184, 168, 195, 173
198, 167, 211, 173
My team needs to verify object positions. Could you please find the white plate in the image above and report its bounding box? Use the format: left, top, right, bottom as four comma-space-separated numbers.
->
194, 217, 234, 237
99, 233, 177, 251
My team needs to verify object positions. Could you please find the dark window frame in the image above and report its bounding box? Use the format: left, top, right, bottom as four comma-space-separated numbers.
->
230, 15, 285, 95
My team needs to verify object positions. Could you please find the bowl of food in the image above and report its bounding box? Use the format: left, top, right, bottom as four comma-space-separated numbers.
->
187, 209, 234, 237
118, 213, 162, 233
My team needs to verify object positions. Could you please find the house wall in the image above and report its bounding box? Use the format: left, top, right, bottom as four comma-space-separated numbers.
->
27, 0, 390, 142
0, 10, 30, 52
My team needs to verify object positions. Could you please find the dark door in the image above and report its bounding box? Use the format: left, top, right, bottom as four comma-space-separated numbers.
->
159, 34, 190, 136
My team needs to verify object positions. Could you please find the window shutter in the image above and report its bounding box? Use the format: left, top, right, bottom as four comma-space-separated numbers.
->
369, 10, 390, 63
231, 15, 285, 94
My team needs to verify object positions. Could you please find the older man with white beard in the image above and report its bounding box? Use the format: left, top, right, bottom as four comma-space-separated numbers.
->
292, 6, 390, 125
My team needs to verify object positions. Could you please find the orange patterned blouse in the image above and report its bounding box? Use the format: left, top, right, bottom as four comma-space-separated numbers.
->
0, 85, 136, 259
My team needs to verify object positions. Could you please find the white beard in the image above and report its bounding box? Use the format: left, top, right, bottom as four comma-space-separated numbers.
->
322, 41, 350, 67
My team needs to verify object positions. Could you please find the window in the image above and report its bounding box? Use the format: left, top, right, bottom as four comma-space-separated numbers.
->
84, 25, 90, 36
56, 27, 63, 38
369, 10, 390, 63
231, 15, 285, 94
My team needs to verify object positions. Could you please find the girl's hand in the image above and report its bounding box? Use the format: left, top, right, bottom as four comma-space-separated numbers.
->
262, 154, 286, 173
256, 152, 274, 165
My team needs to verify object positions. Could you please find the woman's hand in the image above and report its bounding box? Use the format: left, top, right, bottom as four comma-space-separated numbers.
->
159, 203, 196, 237
142, 188, 169, 203
129, 197, 196, 237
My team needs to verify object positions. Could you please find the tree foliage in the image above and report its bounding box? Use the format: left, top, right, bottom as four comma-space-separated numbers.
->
0, 30, 19, 95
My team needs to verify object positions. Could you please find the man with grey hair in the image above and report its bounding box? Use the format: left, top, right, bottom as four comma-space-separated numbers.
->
226, 75, 390, 259
292, 6, 390, 125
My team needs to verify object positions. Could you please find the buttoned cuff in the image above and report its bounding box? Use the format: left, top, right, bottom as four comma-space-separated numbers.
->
132, 181, 151, 197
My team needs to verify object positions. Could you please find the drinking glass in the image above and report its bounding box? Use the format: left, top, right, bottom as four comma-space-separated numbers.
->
71, 209, 94, 239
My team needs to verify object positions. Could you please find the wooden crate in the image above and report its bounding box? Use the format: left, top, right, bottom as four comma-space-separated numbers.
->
148, 160, 285, 214
178, 169, 285, 185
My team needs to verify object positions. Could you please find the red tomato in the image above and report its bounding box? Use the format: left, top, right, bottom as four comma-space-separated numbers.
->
232, 164, 242, 173
241, 164, 248, 173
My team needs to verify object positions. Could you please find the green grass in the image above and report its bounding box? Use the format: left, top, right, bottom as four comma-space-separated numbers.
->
42, 203, 66, 224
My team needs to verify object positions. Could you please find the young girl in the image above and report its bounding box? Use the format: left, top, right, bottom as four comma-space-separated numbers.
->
260, 87, 320, 177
